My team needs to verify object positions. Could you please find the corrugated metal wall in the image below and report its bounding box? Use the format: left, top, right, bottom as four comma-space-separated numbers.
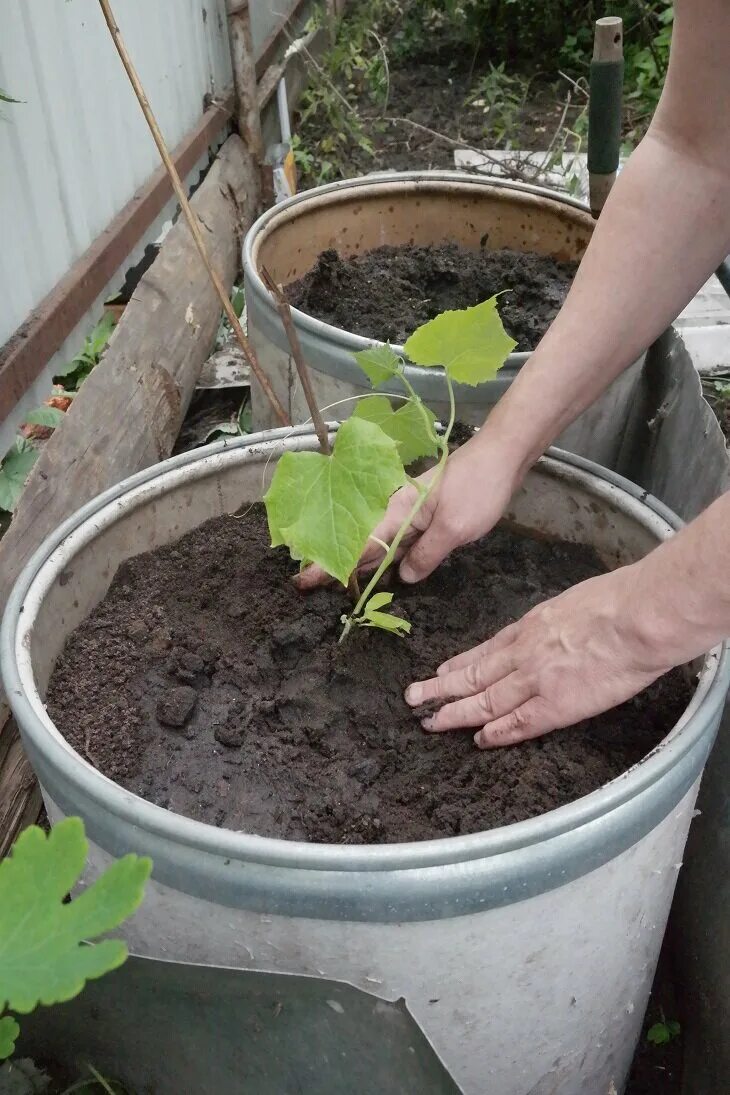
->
0, 0, 233, 446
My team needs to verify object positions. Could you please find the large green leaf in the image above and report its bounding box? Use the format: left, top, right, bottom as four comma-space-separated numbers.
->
352, 395, 438, 465
404, 296, 516, 386
265, 416, 405, 586
0, 441, 38, 513
352, 344, 402, 388
0, 819, 151, 1017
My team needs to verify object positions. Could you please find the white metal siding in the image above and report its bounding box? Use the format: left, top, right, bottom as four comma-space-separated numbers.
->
0, 0, 232, 349
0, 0, 235, 447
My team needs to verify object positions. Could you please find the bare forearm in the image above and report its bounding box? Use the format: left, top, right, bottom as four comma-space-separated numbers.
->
625, 491, 730, 671
485, 135, 730, 471
477, 0, 730, 475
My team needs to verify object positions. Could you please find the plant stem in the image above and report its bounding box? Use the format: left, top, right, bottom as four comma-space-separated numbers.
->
347, 571, 361, 601
339, 375, 456, 642
260, 266, 330, 455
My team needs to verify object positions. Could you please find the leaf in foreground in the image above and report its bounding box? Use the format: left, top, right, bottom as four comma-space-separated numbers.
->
0, 819, 151, 1016
265, 416, 405, 586
353, 344, 402, 388
359, 592, 411, 636
352, 395, 438, 465
0, 441, 39, 513
404, 295, 516, 386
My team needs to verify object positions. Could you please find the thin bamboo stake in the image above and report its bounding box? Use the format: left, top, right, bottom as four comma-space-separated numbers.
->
97, 0, 290, 428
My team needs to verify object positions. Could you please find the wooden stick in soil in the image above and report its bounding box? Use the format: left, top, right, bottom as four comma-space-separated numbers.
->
259, 266, 361, 602
260, 266, 331, 455
97, 0, 290, 429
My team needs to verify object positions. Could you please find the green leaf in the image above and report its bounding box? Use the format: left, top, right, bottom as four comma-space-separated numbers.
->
23, 407, 66, 429
54, 314, 115, 389
352, 395, 438, 465
0, 90, 22, 105
231, 287, 245, 319
0, 441, 39, 513
84, 314, 115, 359
360, 591, 411, 636
265, 417, 405, 586
353, 344, 402, 388
52, 359, 91, 389
0, 1016, 19, 1059
404, 296, 516, 386
0, 819, 151, 1016
362, 592, 394, 613
204, 423, 239, 444
647, 1022, 670, 1046
237, 401, 252, 434
667, 1019, 681, 1037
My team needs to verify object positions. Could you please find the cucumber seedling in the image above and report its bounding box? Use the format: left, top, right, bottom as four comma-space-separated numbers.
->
263, 285, 516, 641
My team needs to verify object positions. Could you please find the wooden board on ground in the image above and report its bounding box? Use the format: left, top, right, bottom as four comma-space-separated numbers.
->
0, 133, 258, 852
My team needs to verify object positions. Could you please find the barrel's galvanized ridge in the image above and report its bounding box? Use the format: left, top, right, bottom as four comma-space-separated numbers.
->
2, 426, 728, 925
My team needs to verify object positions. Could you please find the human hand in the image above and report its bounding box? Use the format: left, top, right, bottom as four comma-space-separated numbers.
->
295, 431, 521, 590
405, 565, 673, 748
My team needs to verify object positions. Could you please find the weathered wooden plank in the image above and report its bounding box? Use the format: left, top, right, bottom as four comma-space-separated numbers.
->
0, 721, 43, 857
0, 134, 258, 847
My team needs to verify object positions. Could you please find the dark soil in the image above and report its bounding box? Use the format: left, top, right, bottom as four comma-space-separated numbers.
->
286, 242, 576, 351
298, 56, 587, 186
47, 506, 691, 844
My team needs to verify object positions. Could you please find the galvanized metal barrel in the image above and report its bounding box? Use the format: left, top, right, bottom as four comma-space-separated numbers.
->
243, 173, 643, 470
3, 425, 728, 1095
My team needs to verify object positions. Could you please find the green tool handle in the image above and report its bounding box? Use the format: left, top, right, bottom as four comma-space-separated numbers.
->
588, 17, 624, 218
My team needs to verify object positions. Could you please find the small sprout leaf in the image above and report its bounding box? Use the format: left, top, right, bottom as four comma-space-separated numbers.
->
360, 591, 411, 636
0, 1016, 19, 1060
362, 592, 395, 613
353, 344, 402, 387
0, 819, 151, 1017
404, 295, 516, 386
647, 1018, 681, 1046
265, 416, 405, 586
353, 395, 438, 464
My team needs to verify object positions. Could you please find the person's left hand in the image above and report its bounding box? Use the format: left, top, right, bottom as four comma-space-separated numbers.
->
404, 565, 673, 748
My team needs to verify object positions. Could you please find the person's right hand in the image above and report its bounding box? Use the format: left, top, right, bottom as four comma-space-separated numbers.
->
294, 431, 523, 591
